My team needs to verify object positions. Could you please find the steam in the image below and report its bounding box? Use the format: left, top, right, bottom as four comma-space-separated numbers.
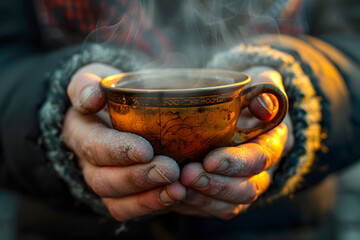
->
84, 0, 301, 68
84, 2, 153, 49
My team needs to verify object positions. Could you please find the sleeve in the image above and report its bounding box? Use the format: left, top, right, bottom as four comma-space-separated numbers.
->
0, 0, 161, 215
299, 36, 360, 186
0, 43, 138, 211
0, 39, 88, 201
206, 32, 360, 204
38, 44, 147, 215
256, 0, 360, 198
307, 0, 360, 182
0, 0, 82, 200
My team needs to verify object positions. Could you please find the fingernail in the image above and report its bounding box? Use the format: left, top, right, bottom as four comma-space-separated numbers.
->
215, 158, 230, 172
126, 149, 142, 163
78, 85, 98, 105
190, 174, 209, 188
149, 166, 172, 184
257, 94, 274, 114
158, 188, 176, 205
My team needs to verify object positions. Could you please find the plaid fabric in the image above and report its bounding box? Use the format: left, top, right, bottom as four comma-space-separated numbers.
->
242, 0, 305, 36
35, 0, 171, 57
34, 0, 304, 56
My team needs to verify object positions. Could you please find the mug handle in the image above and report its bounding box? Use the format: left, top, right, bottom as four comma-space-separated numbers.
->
232, 83, 289, 144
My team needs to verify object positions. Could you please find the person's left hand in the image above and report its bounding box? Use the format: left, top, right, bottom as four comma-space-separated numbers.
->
172, 67, 294, 219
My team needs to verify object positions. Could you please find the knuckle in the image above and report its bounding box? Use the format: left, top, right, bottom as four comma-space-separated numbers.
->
90, 170, 116, 197
137, 197, 158, 215
258, 149, 271, 172
125, 171, 144, 193
90, 170, 107, 196
210, 184, 227, 198
252, 142, 265, 155
261, 70, 282, 85
81, 126, 110, 165
81, 142, 96, 162
81, 128, 100, 161
243, 182, 259, 204
100, 131, 134, 166
249, 143, 271, 172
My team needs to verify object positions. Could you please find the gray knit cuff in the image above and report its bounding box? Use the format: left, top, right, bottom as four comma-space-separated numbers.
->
39, 44, 145, 215
207, 44, 324, 204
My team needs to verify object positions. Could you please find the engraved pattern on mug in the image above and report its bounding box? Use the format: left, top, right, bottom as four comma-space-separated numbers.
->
101, 69, 288, 164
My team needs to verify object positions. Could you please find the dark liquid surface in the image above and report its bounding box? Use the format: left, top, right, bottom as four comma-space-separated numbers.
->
116, 77, 235, 89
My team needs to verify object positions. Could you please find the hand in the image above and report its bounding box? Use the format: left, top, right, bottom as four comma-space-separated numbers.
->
62, 63, 186, 221
173, 66, 294, 219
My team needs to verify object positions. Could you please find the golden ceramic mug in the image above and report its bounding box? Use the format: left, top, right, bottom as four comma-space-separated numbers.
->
100, 69, 288, 165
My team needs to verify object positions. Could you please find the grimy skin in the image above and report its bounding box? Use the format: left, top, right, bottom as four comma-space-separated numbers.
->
63, 64, 293, 221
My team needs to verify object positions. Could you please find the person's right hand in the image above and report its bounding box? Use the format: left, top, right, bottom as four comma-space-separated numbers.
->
62, 63, 186, 221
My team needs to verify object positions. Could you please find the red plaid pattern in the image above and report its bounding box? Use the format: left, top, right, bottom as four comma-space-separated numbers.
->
35, 0, 171, 57
34, 0, 304, 57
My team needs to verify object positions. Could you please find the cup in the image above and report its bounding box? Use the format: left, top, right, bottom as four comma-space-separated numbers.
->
100, 69, 288, 165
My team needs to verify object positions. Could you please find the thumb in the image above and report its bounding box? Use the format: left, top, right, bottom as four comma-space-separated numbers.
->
67, 63, 121, 114
244, 67, 283, 122
248, 93, 279, 121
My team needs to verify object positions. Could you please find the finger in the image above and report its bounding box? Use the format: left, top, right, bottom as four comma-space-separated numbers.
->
244, 67, 284, 90
67, 63, 121, 113
103, 182, 186, 222
63, 108, 154, 166
80, 155, 180, 198
248, 123, 288, 169
180, 163, 271, 204
203, 144, 268, 177
246, 69, 284, 121
203, 123, 288, 176
236, 108, 263, 130
182, 190, 250, 220
249, 93, 279, 121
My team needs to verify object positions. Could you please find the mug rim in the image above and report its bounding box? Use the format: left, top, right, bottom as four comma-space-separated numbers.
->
100, 68, 250, 97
